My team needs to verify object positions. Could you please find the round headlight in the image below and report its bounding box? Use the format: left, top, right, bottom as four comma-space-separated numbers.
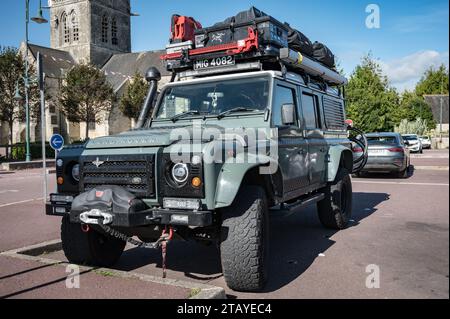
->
171, 163, 188, 184
71, 164, 80, 182
56, 159, 63, 167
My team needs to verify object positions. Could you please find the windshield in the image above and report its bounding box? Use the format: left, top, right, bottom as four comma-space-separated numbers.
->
403, 135, 418, 141
367, 136, 398, 145
155, 76, 270, 120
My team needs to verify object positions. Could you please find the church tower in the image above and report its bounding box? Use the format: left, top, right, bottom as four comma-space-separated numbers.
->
49, 0, 131, 66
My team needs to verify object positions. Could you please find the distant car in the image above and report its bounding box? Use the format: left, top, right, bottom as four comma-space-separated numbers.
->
353, 132, 410, 178
420, 136, 432, 149
402, 134, 423, 153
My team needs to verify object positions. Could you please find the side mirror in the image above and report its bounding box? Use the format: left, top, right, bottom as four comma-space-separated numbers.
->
404, 140, 409, 146
281, 103, 295, 126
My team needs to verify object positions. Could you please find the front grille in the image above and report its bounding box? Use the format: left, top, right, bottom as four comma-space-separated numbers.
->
80, 155, 155, 198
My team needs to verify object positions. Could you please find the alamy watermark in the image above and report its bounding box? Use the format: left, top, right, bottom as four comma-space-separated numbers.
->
168, 120, 279, 175
66, 264, 80, 289
365, 264, 380, 288
366, 4, 381, 29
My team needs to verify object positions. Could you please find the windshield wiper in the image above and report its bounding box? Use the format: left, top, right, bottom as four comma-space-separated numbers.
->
217, 107, 257, 119
170, 110, 201, 122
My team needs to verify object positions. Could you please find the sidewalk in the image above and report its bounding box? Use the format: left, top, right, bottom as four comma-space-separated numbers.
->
0, 254, 191, 299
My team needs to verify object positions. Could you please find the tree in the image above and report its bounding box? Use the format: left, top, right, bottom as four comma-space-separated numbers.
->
58, 64, 115, 139
399, 92, 436, 130
395, 118, 428, 136
415, 64, 449, 97
0, 46, 39, 156
345, 54, 400, 132
119, 72, 149, 123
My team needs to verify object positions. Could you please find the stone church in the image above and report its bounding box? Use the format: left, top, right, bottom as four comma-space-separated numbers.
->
1, 0, 170, 145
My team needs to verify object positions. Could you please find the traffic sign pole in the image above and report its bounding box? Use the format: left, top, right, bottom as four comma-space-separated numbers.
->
38, 52, 47, 206
49, 134, 65, 194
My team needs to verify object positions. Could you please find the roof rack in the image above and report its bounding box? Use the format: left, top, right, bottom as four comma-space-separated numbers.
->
161, 23, 347, 86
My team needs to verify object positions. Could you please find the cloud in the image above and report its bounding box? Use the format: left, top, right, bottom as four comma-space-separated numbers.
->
379, 50, 449, 92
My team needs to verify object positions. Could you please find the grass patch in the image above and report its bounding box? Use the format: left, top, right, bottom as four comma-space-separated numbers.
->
94, 269, 116, 277
188, 288, 201, 298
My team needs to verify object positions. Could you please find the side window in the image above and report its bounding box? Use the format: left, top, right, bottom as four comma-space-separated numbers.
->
272, 85, 297, 126
301, 92, 321, 129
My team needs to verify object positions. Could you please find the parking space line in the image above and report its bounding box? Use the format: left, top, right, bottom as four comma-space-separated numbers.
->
0, 198, 43, 208
0, 190, 19, 194
353, 181, 449, 186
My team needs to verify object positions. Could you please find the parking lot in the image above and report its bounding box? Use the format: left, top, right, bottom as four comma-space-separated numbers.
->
0, 149, 448, 299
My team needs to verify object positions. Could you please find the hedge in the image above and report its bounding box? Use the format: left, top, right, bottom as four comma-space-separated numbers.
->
10, 142, 56, 160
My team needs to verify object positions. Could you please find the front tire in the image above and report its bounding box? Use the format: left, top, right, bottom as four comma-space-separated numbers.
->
220, 185, 269, 292
61, 216, 125, 267
317, 169, 352, 229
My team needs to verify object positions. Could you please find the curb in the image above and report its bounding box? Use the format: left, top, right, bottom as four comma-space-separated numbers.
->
1, 160, 55, 171
1, 239, 226, 300
414, 166, 449, 171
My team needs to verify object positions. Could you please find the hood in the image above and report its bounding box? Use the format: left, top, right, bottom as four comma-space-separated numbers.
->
85, 124, 227, 149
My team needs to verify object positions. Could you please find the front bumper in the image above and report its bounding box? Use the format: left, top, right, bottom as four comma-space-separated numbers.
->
407, 144, 421, 152
46, 196, 213, 228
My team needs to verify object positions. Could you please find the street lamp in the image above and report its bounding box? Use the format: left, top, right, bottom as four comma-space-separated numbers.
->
20, 0, 48, 162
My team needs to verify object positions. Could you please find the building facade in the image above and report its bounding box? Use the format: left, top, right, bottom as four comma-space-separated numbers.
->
2, 0, 169, 146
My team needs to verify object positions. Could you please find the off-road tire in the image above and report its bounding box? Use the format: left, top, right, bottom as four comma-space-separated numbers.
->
61, 216, 126, 267
220, 185, 269, 292
317, 169, 352, 229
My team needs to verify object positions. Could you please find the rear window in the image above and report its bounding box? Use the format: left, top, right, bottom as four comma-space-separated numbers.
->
367, 136, 398, 145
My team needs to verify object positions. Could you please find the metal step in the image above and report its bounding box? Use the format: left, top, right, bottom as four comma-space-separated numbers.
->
270, 192, 325, 213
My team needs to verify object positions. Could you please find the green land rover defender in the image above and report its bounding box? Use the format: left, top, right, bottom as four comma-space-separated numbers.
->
46, 9, 367, 292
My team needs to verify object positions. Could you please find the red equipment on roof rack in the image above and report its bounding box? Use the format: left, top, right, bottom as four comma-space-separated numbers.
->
161, 27, 259, 61
170, 15, 202, 43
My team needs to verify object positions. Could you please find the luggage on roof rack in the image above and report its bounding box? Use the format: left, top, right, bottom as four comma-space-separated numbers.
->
194, 7, 288, 50
284, 23, 314, 57
160, 7, 344, 85
312, 41, 335, 68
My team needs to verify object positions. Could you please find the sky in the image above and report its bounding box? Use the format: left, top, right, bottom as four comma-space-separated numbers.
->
1, 0, 448, 92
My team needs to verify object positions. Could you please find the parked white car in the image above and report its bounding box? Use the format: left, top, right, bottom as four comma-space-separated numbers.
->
402, 134, 423, 153
420, 136, 432, 149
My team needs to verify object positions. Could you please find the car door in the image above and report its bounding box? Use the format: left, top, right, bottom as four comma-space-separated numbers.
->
299, 89, 327, 185
272, 81, 309, 198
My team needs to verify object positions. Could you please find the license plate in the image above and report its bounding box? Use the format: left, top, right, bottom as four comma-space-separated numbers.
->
194, 56, 235, 70
369, 149, 385, 155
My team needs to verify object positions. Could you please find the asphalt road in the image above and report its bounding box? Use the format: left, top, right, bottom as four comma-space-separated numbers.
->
0, 149, 448, 298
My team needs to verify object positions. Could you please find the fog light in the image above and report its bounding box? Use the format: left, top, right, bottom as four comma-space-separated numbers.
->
57, 177, 64, 185
55, 207, 67, 214
191, 177, 202, 187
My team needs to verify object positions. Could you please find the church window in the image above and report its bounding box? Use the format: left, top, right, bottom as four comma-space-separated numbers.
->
111, 17, 118, 45
102, 15, 109, 43
71, 11, 79, 42
62, 12, 70, 44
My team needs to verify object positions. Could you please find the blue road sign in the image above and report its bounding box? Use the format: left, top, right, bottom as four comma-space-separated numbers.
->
49, 134, 64, 151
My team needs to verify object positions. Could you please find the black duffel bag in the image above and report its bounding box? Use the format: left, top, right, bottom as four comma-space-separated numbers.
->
312, 41, 335, 68
285, 23, 314, 57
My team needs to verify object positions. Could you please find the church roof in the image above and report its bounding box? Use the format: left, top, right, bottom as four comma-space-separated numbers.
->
101, 50, 170, 91
27, 43, 76, 78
